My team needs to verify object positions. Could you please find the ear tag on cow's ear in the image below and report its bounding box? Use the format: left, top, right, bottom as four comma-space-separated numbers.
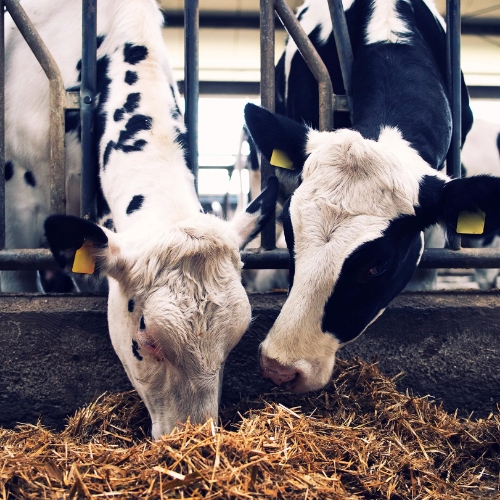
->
270, 149, 294, 170
72, 241, 95, 274
456, 209, 486, 235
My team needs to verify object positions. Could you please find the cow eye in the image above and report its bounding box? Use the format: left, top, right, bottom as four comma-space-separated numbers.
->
358, 260, 388, 283
368, 261, 388, 276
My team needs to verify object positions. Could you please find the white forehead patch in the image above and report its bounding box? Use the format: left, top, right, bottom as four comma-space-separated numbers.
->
365, 0, 411, 44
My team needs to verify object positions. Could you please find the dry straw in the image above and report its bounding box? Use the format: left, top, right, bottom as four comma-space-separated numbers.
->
1, 358, 499, 499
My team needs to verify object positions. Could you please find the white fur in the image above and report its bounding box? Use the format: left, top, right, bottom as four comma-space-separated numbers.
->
4, 0, 266, 437
365, 0, 410, 44
261, 127, 446, 391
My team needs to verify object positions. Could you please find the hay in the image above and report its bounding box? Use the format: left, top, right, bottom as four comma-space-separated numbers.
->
1, 358, 499, 499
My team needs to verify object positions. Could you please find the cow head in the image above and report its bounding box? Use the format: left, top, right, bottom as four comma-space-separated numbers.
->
44, 177, 278, 438
245, 103, 500, 393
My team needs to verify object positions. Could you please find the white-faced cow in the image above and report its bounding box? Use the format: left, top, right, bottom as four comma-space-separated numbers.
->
4, 0, 278, 437
244, 0, 500, 393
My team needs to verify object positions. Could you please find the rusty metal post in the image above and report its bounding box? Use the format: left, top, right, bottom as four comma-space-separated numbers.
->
274, 0, 333, 132
4, 0, 66, 216
185, 0, 199, 193
81, 0, 97, 219
0, 2, 5, 249
260, 0, 276, 250
446, 0, 461, 251
327, 0, 354, 122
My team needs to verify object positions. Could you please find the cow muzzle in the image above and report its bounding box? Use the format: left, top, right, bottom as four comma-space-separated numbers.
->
260, 353, 302, 388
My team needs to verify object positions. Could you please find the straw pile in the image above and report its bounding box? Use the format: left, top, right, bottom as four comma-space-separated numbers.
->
1, 358, 499, 499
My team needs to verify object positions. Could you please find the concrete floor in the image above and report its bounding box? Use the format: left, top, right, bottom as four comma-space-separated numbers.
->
1, 290, 499, 430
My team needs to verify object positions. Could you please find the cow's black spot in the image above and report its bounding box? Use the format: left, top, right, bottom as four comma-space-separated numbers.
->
24, 171, 36, 187
5, 161, 13, 181
117, 114, 152, 145
65, 110, 81, 136
169, 86, 181, 120
127, 195, 144, 215
121, 139, 147, 153
124, 43, 148, 65
125, 70, 138, 85
95, 55, 112, 147
297, 6, 309, 21
103, 140, 115, 168
123, 93, 141, 113
103, 218, 114, 230
132, 339, 143, 361
97, 35, 105, 49
140, 315, 146, 331
128, 299, 135, 313
114, 108, 125, 122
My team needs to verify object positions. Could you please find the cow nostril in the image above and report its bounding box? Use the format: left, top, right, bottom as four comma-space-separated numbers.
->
260, 354, 299, 386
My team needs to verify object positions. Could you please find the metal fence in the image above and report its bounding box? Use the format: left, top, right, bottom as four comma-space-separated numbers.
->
0, 0, 499, 276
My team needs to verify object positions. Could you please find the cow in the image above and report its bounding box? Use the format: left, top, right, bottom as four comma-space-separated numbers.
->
244, 0, 500, 393
4, 0, 278, 438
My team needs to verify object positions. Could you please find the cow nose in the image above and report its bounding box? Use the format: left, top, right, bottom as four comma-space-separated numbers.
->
260, 354, 299, 386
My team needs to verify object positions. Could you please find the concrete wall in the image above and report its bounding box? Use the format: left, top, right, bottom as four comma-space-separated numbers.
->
1, 291, 499, 430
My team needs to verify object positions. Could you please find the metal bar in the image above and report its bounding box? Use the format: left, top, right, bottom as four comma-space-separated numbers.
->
260, 0, 276, 250
184, 0, 199, 193
446, 0, 461, 250
327, 0, 354, 122
4, 0, 66, 215
0, 249, 58, 270
274, 0, 333, 132
241, 248, 500, 270
0, 2, 5, 249
0, 247, 498, 271
80, 0, 97, 219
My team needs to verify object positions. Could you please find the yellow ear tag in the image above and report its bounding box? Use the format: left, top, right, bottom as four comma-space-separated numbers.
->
456, 209, 486, 235
72, 241, 95, 274
270, 149, 294, 170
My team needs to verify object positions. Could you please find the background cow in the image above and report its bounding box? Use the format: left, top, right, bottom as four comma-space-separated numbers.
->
5, 0, 278, 437
244, 0, 500, 393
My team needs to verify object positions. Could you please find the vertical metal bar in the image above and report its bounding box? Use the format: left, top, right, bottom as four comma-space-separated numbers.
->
274, 0, 333, 132
446, 0, 461, 250
260, 0, 276, 250
81, 0, 97, 220
184, 0, 199, 193
0, 2, 5, 249
4, 0, 66, 215
327, 0, 354, 122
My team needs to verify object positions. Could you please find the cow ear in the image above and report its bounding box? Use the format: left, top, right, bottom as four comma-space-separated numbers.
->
244, 103, 309, 180
44, 215, 122, 277
229, 176, 279, 249
440, 176, 500, 236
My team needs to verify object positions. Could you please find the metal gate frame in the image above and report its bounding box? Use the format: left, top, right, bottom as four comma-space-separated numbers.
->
0, 0, 499, 274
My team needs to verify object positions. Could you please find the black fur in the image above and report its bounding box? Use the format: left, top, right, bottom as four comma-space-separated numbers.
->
114, 109, 125, 122
140, 315, 146, 331
44, 215, 108, 269
132, 339, 143, 361
126, 195, 144, 215
24, 171, 36, 187
128, 299, 135, 312
123, 93, 141, 113
244, 103, 309, 180
125, 70, 138, 85
124, 43, 148, 65
5, 161, 13, 181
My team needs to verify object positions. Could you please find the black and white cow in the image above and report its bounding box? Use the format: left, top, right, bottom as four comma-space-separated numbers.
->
245, 0, 500, 393
5, 0, 278, 437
